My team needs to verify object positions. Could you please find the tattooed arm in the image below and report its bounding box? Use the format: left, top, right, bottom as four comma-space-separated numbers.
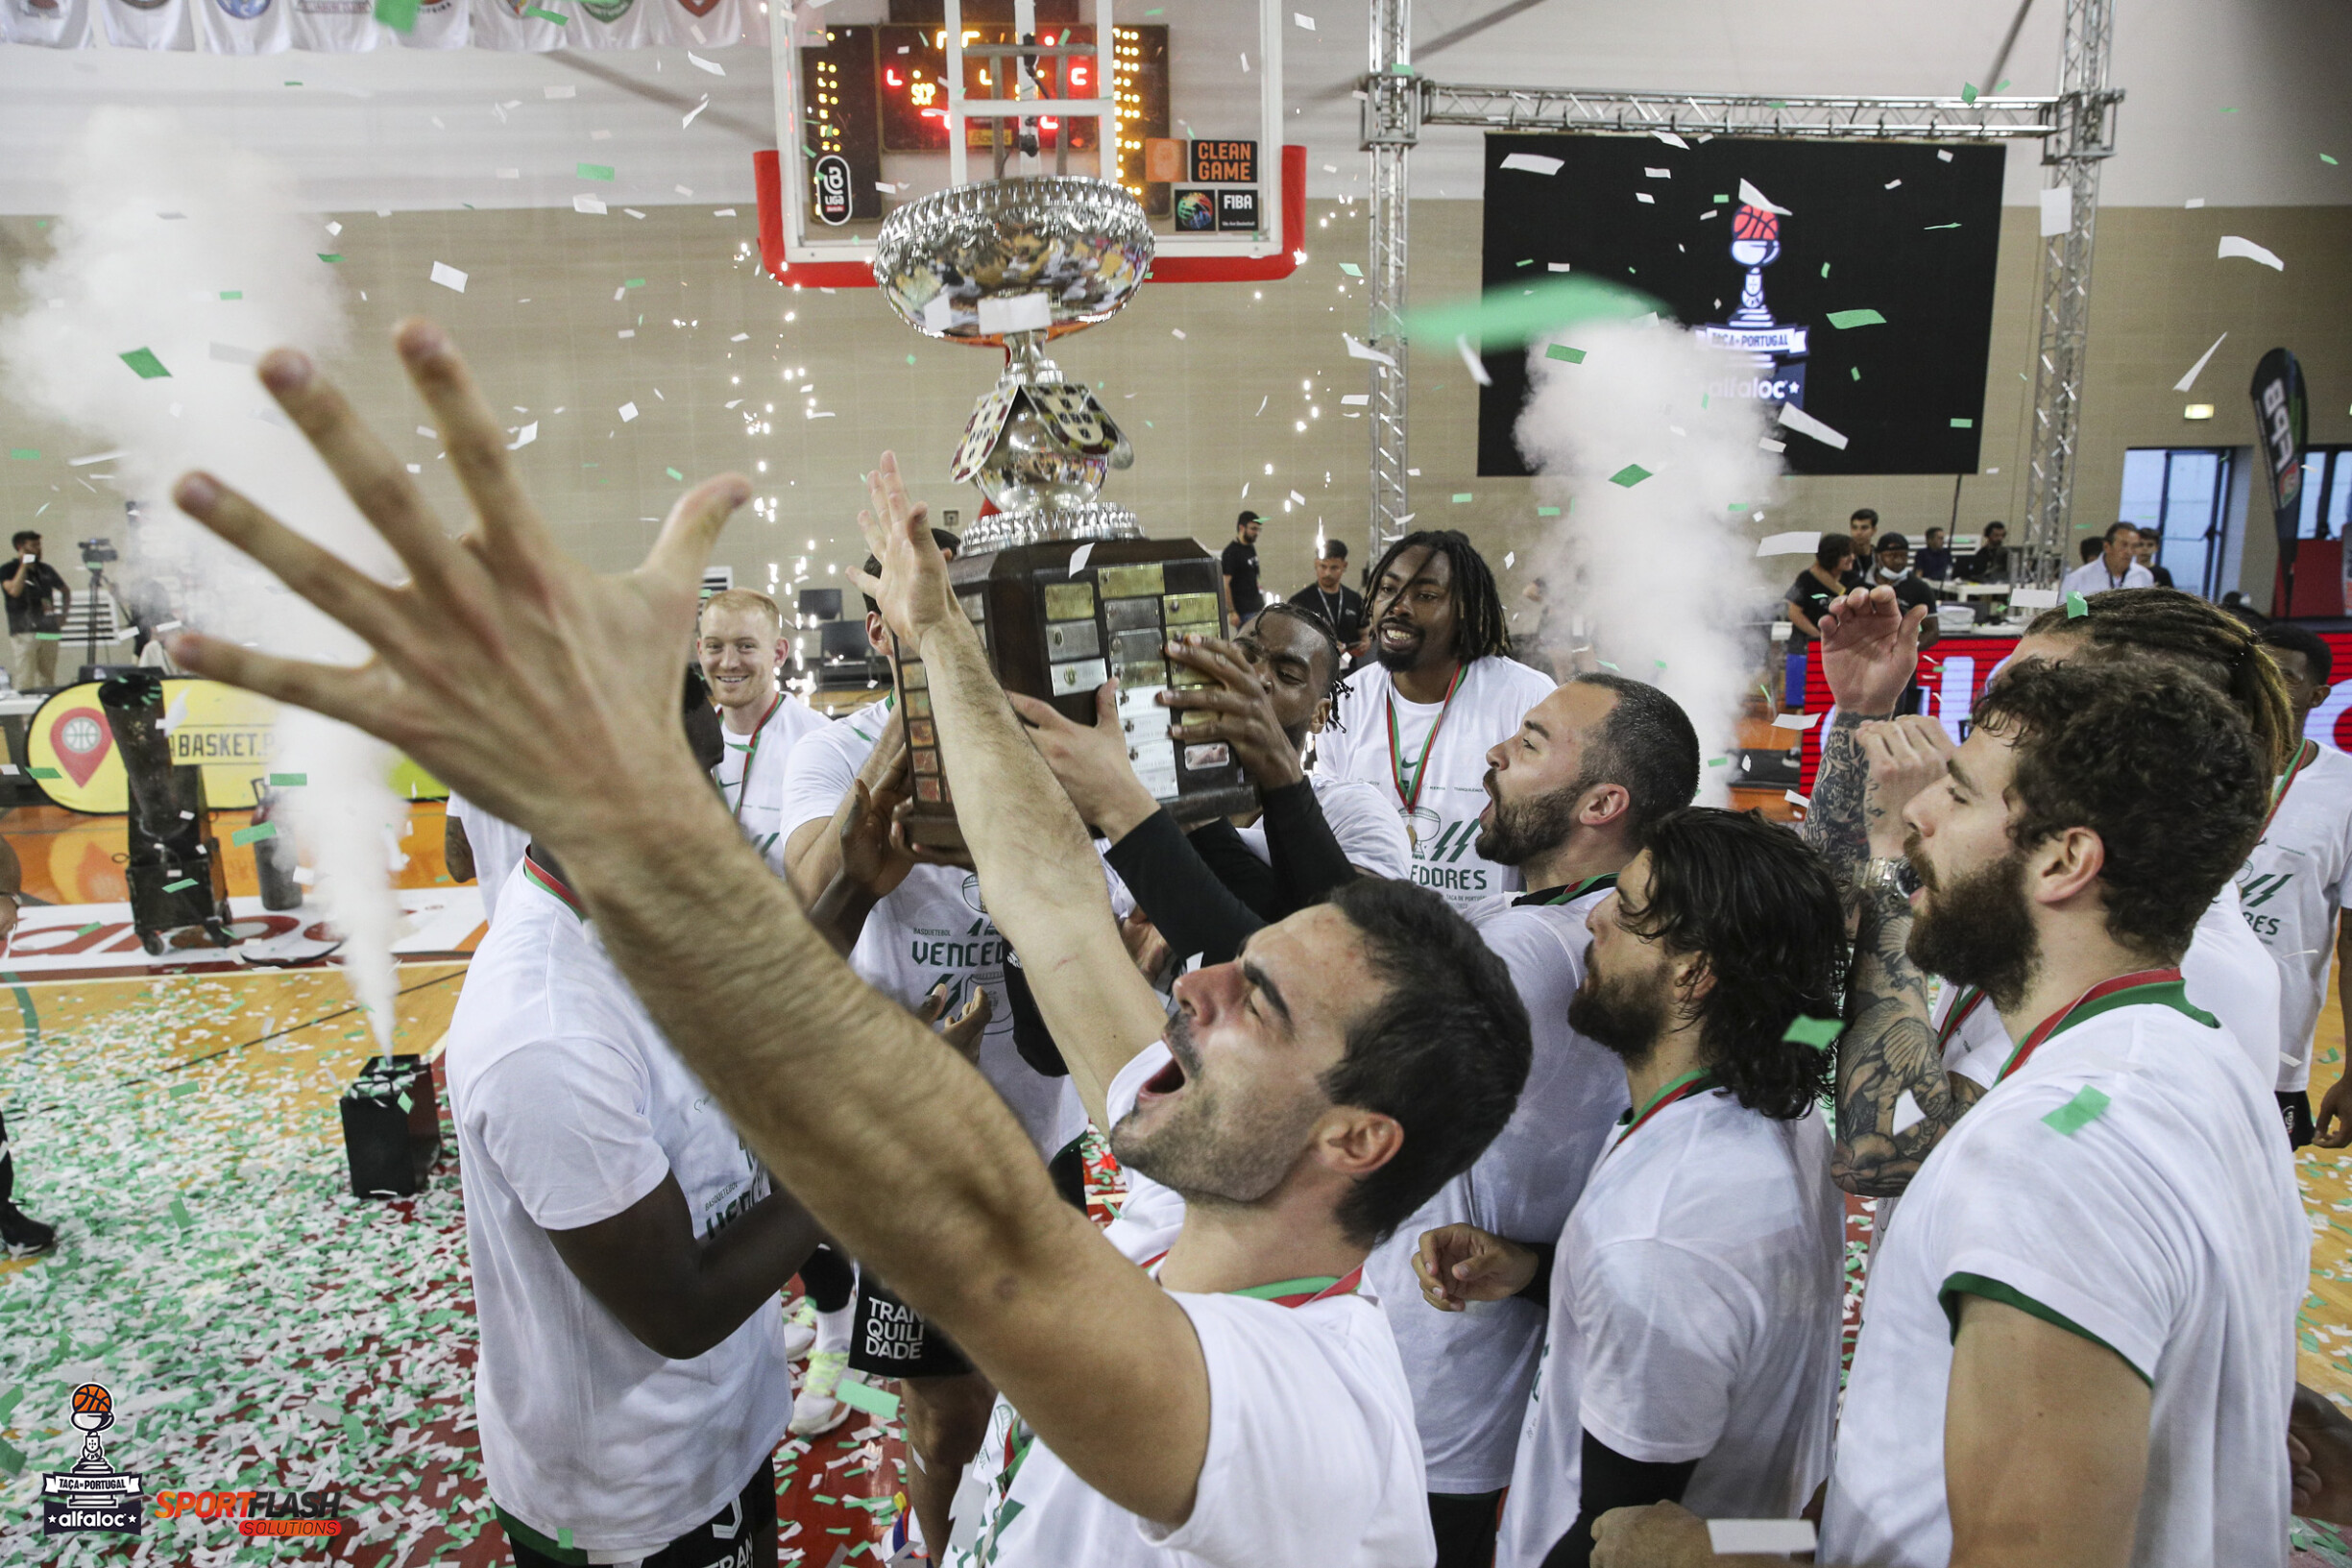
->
1801, 587, 1929, 882
1831, 715, 1981, 1197
1803, 711, 1877, 880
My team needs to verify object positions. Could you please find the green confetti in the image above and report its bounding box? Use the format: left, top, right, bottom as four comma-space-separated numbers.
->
525, 2, 567, 16
230, 822, 279, 846
2042, 1084, 2110, 1135
1450, 493, 1472, 503
74, 923, 100, 937
1713, 193, 1730, 203
169, 1196, 193, 1229
1608, 464, 1652, 488
27, 766, 59, 779
1544, 344, 1587, 363
397, 1092, 414, 1113
2066, 591, 2090, 618
318, 253, 343, 263
577, 162, 614, 181
558, 1528, 573, 1550
219, 290, 243, 301
1708, 756, 1728, 766
1960, 83, 1979, 103
1821, 262, 1831, 277
34, 633, 60, 641
1782, 1016, 1843, 1049
1951, 418, 1974, 428
0, 1439, 21, 1479
169, 1082, 196, 1098
0, 1387, 21, 1422
836, 1378, 901, 1419
2323, 155, 2340, 166
1827, 308, 1886, 329
1338, 262, 1362, 277
1851, 367, 1861, 381
268, 772, 307, 786
623, 277, 645, 288
162, 878, 197, 894
1925, 222, 1963, 229
7, 450, 38, 461
1536, 506, 1562, 518
666, 467, 684, 481
906, 353, 917, 365
119, 347, 172, 379
374, 0, 418, 30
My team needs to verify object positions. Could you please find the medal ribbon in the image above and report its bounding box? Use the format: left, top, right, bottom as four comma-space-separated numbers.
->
1995, 968, 2184, 1084
1609, 1068, 1720, 1153
1138, 1255, 1365, 1308
724, 693, 785, 824
1385, 664, 1467, 816
521, 850, 587, 923
1544, 873, 1619, 906
2260, 738, 2320, 839
1934, 985, 1989, 1052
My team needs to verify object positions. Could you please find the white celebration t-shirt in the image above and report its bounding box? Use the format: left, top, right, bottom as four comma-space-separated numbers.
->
710, 690, 828, 877
1495, 1088, 1844, 1568
780, 698, 1082, 1154
1363, 880, 1631, 1493
445, 861, 791, 1556
2237, 741, 2352, 1091
1231, 773, 1414, 881
950, 1041, 1435, 1568
447, 792, 529, 929
1822, 983, 2303, 1568
1315, 656, 1557, 912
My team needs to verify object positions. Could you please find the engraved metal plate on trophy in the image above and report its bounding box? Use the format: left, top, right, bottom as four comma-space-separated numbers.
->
873, 176, 1255, 849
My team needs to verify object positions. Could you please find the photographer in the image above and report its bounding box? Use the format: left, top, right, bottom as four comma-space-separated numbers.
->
5, 532, 71, 692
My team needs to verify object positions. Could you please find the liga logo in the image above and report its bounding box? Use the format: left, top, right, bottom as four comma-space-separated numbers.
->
41, 1383, 143, 1536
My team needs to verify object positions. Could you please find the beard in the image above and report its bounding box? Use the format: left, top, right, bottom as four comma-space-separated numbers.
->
1904, 837, 2039, 1010
1477, 767, 1594, 867
1567, 959, 1672, 1071
1108, 1011, 1322, 1208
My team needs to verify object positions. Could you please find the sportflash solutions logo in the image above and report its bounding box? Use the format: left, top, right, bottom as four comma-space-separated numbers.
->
155, 1486, 348, 1537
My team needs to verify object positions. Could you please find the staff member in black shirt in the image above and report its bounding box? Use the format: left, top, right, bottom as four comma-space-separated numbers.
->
1784, 533, 1855, 643
5, 532, 71, 693
1289, 537, 1367, 656
1220, 510, 1263, 630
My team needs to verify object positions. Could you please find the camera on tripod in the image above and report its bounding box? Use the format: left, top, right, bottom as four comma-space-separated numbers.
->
79, 537, 118, 568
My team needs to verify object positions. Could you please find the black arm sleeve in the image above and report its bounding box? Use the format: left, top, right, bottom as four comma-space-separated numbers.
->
1186, 816, 1282, 921
1538, 1431, 1700, 1568
1103, 808, 1266, 970
1514, 1241, 1557, 1303
1259, 779, 1360, 913
1000, 959, 1067, 1079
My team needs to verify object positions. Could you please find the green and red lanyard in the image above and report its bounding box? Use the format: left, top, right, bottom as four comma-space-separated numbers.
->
979, 1257, 1363, 1555
1385, 664, 1467, 846
1531, 873, 1619, 907
2261, 738, 2320, 840
1994, 967, 2185, 1085
521, 850, 586, 923
721, 693, 786, 824
1609, 1068, 1721, 1156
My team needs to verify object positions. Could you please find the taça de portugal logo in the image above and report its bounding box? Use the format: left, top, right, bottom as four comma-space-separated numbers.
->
42, 1383, 143, 1536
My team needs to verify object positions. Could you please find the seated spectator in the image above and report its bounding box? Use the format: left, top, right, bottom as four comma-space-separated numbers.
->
2062, 521, 2156, 598
1785, 536, 1855, 643
1914, 526, 1953, 582
1965, 520, 2012, 582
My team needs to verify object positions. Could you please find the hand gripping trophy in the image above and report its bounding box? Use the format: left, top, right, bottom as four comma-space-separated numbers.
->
871, 175, 1255, 849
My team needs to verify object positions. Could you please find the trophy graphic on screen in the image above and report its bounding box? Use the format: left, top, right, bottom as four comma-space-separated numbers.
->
872, 176, 1256, 849
1696, 185, 1810, 412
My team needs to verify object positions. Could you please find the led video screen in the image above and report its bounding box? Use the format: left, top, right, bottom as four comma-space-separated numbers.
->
1475, 134, 2006, 477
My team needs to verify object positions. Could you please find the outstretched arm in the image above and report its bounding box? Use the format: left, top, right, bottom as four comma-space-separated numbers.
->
852, 466, 1167, 1132
1802, 587, 1928, 881
163, 325, 1214, 1528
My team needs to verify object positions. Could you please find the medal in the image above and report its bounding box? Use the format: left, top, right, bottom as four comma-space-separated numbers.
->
1385, 665, 1467, 851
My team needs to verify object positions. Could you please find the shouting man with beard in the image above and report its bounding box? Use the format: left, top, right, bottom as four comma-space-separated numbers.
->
1594, 660, 2304, 1568
1417, 807, 1849, 1568
1317, 530, 1557, 911
162, 324, 1535, 1568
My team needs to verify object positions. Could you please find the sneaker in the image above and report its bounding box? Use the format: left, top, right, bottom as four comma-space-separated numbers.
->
783, 1296, 817, 1362
0, 1202, 56, 1260
789, 1349, 851, 1436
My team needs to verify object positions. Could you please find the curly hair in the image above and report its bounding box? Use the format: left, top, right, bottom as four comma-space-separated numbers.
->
1975, 658, 2267, 960
1249, 600, 1349, 731
1616, 808, 1846, 1119
1362, 529, 1513, 664
2023, 587, 2295, 775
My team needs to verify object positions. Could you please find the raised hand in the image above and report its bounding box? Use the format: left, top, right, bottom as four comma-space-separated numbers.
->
1411, 1222, 1538, 1312
836, 736, 918, 902
162, 321, 746, 856
1006, 681, 1162, 843
849, 454, 957, 650
1818, 585, 1928, 718
1859, 714, 1955, 858
1161, 634, 1304, 790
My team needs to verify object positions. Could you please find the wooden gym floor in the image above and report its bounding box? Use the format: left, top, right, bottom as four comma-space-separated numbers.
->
0, 793, 2346, 1565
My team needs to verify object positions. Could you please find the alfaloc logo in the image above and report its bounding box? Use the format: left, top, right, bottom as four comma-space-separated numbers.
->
41, 1384, 143, 1536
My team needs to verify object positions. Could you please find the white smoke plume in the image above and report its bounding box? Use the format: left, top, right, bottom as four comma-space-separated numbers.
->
1514, 321, 1783, 803
0, 108, 405, 1050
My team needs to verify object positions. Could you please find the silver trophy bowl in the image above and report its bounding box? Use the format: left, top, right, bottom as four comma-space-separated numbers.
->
872, 176, 1154, 344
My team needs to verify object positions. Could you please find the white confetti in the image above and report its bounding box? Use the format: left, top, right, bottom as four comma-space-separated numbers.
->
2009, 587, 2061, 609
497, 168, 521, 180
1756, 532, 1816, 556
1498, 152, 1564, 176
1771, 712, 1820, 731
573, 195, 608, 215
684, 95, 712, 129
508, 422, 538, 449
1784, 790, 1810, 808
1293, 12, 1314, 28
1739, 178, 1790, 214
429, 261, 468, 293
2173, 332, 2228, 392
1455, 333, 1492, 386
2039, 187, 2072, 236
1343, 332, 1397, 368
1504, 552, 1515, 567
1884, 179, 1903, 189
2219, 234, 2285, 270
208, 343, 259, 366
1635, 192, 1655, 204
687, 50, 725, 75
544, 84, 575, 99
2185, 197, 2206, 208
618, 401, 639, 422
1776, 401, 1849, 450
1709, 1517, 1817, 1553
1937, 149, 1954, 161
1341, 394, 1370, 406
1644, 167, 1670, 179
1069, 542, 1097, 573
1172, 327, 1187, 339
1652, 131, 1689, 149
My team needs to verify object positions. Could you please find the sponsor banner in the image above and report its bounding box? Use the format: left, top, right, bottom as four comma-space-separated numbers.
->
23, 680, 442, 815
1, 887, 483, 980
2, 0, 94, 48
191, 0, 291, 55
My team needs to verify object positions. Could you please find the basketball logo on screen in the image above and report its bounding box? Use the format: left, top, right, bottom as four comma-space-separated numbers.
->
41, 1383, 145, 1536
1695, 183, 1810, 413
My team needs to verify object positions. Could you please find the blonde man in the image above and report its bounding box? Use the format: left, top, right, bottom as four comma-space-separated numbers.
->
696, 590, 826, 873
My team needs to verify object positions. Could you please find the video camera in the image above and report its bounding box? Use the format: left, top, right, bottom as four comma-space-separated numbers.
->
79, 537, 118, 567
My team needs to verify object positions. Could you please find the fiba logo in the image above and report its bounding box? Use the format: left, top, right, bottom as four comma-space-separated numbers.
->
42, 1382, 144, 1535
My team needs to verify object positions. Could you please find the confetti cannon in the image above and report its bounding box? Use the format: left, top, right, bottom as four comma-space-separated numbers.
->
97, 669, 232, 956
872, 176, 1255, 850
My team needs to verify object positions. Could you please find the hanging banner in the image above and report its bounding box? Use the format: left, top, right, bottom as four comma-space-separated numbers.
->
2251, 347, 2310, 549
2, 0, 93, 49
24, 679, 443, 815
192, 0, 291, 53
97, 0, 187, 49
289, 0, 378, 50
393, 0, 466, 45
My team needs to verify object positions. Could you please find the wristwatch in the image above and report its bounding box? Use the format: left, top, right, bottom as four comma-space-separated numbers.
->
1860, 856, 1919, 897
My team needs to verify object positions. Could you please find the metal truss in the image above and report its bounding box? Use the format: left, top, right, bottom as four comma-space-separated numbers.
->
1359, 0, 2120, 579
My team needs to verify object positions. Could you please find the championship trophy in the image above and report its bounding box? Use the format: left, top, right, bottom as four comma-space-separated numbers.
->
1695, 199, 1809, 409
873, 176, 1255, 849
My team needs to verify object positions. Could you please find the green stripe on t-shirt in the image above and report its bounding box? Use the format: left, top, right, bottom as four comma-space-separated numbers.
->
1939, 1271, 2151, 1387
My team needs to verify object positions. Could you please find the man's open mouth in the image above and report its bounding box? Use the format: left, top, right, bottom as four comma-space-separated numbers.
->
1138, 1054, 1189, 1102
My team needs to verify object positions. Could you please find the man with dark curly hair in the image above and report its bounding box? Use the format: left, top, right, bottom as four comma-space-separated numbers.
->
1412, 807, 1849, 1568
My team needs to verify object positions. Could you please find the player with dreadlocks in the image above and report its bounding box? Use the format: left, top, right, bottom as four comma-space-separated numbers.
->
1315, 529, 1557, 911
